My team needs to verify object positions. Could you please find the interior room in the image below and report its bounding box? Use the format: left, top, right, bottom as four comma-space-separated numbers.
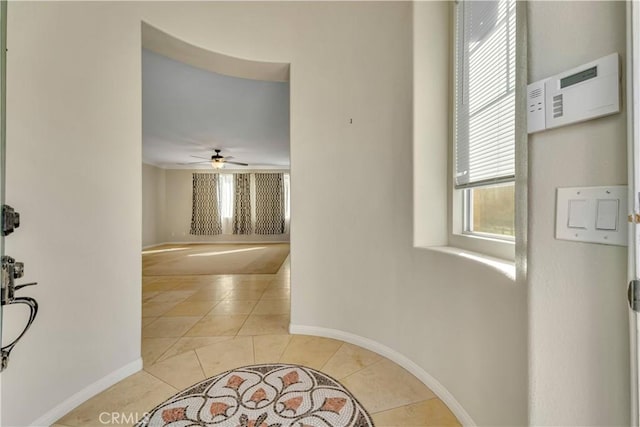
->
141, 40, 292, 247
0, 1, 636, 426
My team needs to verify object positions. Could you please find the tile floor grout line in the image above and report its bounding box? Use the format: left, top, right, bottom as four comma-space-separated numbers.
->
246, 292, 263, 317
338, 358, 386, 382
366, 397, 440, 415
250, 336, 256, 364
180, 317, 207, 338
316, 343, 344, 372
141, 315, 164, 331
278, 335, 296, 362
193, 348, 208, 379
234, 306, 256, 337
142, 369, 181, 393
268, 333, 293, 362
252, 336, 257, 363
318, 342, 346, 371
146, 336, 181, 366
200, 299, 223, 317
274, 336, 293, 360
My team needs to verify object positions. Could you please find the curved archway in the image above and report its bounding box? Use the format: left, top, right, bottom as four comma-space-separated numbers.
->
142, 22, 289, 82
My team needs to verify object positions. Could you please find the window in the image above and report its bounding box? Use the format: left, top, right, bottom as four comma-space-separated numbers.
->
454, 0, 516, 240
215, 172, 290, 233
284, 173, 290, 221
217, 174, 234, 221
464, 182, 515, 237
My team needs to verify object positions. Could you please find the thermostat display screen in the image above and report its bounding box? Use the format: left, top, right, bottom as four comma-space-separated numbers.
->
561, 66, 598, 88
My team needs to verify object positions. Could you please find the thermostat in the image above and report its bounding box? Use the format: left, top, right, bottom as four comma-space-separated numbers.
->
527, 53, 620, 133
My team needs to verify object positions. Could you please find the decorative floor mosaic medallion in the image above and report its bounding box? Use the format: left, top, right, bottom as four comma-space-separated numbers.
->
136, 363, 374, 427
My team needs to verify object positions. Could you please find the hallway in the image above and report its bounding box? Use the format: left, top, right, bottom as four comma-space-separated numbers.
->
54, 247, 460, 426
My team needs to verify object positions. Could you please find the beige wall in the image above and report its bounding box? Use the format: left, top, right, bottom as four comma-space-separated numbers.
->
4, 2, 144, 425
142, 163, 166, 247
5, 3, 438, 424
527, 2, 629, 424
404, 2, 528, 425
2, 1, 629, 426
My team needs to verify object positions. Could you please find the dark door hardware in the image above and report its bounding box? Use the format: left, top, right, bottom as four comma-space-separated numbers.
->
1, 204, 38, 371
0, 296, 37, 371
630, 280, 640, 312
1, 255, 37, 305
2, 204, 19, 236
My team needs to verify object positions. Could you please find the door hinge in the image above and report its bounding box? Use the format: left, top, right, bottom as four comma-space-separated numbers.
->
629, 280, 640, 312
2, 204, 20, 236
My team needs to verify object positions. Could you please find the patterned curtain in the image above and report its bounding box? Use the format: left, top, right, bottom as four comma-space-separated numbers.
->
255, 173, 285, 234
190, 173, 222, 235
233, 173, 252, 234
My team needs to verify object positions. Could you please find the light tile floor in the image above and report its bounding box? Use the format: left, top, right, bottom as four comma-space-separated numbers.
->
55, 255, 460, 427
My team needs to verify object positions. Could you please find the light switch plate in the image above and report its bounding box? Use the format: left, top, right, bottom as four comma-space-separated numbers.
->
595, 199, 619, 230
568, 199, 588, 229
556, 186, 627, 246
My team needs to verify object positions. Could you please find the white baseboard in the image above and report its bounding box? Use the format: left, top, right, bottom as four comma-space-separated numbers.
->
31, 358, 143, 427
289, 324, 476, 427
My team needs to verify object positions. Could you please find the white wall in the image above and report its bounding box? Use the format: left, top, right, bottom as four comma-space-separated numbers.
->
408, 2, 528, 425
142, 163, 166, 247
162, 169, 290, 243
413, 1, 448, 248
527, 2, 630, 425
3, 2, 529, 425
6, 2, 626, 427
4, 2, 143, 425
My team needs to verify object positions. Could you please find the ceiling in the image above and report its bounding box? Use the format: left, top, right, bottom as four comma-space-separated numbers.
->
142, 49, 290, 170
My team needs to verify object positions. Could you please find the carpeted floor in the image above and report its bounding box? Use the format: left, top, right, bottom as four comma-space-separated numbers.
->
142, 243, 290, 276
136, 364, 374, 427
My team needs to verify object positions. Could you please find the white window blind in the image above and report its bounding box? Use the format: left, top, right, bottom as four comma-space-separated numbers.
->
455, 0, 516, 189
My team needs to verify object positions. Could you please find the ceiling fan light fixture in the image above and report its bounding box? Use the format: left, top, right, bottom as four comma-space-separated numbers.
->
212, 160, 225, 169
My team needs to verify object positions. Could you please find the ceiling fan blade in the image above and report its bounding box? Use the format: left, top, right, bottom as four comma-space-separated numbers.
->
178, 160, 210, 165
190, 155, 211, 160
225, 161, 249, 166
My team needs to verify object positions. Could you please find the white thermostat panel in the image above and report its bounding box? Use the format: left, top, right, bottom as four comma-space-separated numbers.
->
527, 53, 620, 134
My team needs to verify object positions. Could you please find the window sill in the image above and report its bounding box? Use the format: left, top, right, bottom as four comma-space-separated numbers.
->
449, 231, 515, 261
419, 245, 516, 281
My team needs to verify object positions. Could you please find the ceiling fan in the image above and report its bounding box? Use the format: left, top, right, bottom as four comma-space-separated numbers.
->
181, 149, 249, 169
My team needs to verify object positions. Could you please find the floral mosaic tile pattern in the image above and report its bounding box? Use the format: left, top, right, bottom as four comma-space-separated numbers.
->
136, 364, 373, 427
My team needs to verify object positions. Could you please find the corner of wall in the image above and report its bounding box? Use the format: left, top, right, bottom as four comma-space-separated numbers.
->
412, 0, 449, 248
142, 162, 168, 247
